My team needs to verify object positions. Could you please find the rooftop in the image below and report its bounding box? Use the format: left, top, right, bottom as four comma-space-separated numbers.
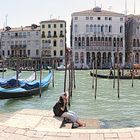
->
0, 25, 40, 32
72, 7, 125, 17
40, 19, 66, 24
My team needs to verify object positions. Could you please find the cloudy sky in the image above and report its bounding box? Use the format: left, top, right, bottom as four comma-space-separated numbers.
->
0, 0, 139, 44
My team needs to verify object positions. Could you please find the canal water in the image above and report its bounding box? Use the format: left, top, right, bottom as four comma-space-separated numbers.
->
0, 69, 140, 129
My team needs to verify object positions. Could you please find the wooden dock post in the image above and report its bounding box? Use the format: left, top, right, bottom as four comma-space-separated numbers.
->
52, 69, 54, 87
73, 61, 76, 89
117, 39, 120, 98
39, 58, 42, 98
95, 58, 97, 99
92, 60, 94, 89
113, 63, 115, 89
64, 44, 68, 93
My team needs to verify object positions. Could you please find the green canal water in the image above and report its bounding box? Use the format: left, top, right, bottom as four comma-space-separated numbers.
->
0, 69, 140, 129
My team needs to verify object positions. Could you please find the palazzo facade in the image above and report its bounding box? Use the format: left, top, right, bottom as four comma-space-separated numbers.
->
71, 7, 125, 69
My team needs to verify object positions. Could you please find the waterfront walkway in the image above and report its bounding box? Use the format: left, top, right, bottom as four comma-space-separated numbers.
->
0, 109, 139, 140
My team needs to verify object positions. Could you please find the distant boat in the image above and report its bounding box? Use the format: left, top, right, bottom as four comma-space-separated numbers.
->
0, 67, 7, 72
0, 71, 52, 99
90, 71, 140, 79
56, 65, 65, 71
0, 60, 7, 72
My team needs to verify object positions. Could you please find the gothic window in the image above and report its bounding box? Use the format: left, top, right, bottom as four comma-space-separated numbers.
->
86, 37, 89, 46
60, 50, 63, 56
82, 37, 85, 46
120, 26, 123, 33
74, 37, 78, 46
109, 25, 112, 33
75, 52, 79, 63
54, 50, 56, 56
94, 25, 97, 33
86, 24, 89, 32
98, 25, 100, 33
78, 37, 81, 46
60, 40, 63, 47
90, 24, 93, 32
105, 25, 108, 33
53, 40, 57, 47
101, 25, 104, 32
74, 24, 78, 33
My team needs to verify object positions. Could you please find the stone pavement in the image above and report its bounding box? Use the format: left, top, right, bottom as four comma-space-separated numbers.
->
0, 109, 139, 140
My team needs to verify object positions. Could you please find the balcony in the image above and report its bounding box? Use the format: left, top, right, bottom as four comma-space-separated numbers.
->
41, 34, 46, 38
11, 45, 27, 49
59, 34, 64, 37
53, 35, 57, 38
10, 54, 27, 58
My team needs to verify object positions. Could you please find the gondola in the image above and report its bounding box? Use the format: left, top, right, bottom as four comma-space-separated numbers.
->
0, 71, 52, 99
90, 71, 140, 79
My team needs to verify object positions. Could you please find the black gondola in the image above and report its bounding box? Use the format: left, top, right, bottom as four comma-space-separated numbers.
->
90, 71, 140, 79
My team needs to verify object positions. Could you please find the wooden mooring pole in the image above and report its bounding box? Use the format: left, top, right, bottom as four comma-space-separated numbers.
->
64, 44, 68, 92
95, 58, 98, 99
113, 63, 115, 88
73, 61, 76, 89
52, 69, 54, 87
117, 41, 120, 98
92, 60, 94, 89
39, 58, 42, 98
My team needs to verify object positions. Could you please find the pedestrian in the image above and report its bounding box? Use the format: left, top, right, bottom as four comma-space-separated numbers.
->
53, 92, 86, 127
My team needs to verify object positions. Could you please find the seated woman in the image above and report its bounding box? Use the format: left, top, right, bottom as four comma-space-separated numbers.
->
53, 92, 86, 127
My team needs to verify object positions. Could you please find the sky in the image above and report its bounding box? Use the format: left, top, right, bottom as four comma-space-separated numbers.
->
0, 0, 140, 44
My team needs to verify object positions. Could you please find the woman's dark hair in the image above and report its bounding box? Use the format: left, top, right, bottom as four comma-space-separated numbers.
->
59, 96, 64, 105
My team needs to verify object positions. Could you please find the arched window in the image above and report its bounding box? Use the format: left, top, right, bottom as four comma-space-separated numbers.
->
90, 37, 93, 46
94, 25, 97, 33
60, 50, 63, 56
90, 24, 93, 32
133, 39, 136, 47
86, 37, 89, 46
120, 26, 123, 33
60, 31, 63, 36
74, 37, 77, 46
74, 24, 78, 33
80, 52, 84, 63
101, 25, 104, 32
137, 39, 139, 47
53, 50, 56, 56
105, 25, 108, 33
98, 25, 100, 33
42, 31, 45, 38
53, 40, 57, 47
109, 25, 112, 33
60, 39, 63, 47
113, 38, 116, 47
86, 24, 89, 32
137, 26, 139, 34
78, 37, 81, 46
75, 52, 79, 63
48, 31, 51, 37
53, 31, 57, 37
82, 37, 85, 46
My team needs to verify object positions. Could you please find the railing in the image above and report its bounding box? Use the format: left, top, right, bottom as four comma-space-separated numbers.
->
11, 45, 27, 49
10, 54, 27, 58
